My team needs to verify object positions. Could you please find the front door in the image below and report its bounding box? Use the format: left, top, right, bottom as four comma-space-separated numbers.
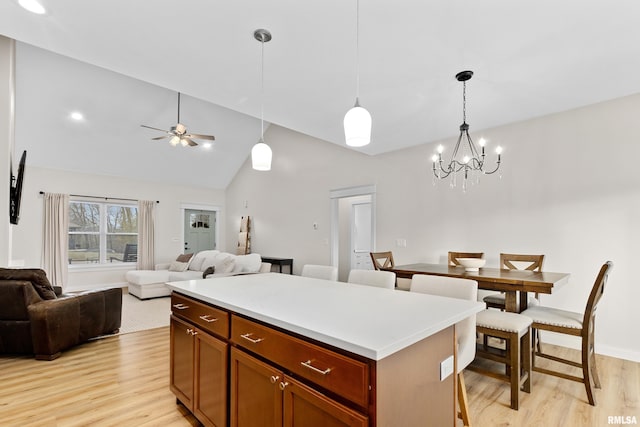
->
184, 209, 216, 254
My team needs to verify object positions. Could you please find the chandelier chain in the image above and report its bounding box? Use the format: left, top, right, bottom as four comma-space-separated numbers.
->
462, 81, 466, 124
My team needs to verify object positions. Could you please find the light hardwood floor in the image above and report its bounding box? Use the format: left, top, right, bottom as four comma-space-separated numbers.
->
0, 327, 637, 427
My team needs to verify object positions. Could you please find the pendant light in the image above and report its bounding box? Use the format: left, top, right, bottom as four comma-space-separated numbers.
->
344, 0, 371, 147
251, 29, 273, 171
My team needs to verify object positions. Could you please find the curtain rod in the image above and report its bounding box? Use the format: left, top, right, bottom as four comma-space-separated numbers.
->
39, 191, 159, 203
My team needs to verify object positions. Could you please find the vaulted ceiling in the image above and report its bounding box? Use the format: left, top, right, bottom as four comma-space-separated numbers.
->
2, 1, 640, 188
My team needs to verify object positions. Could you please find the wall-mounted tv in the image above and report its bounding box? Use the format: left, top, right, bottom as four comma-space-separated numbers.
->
10, 150, 26, 225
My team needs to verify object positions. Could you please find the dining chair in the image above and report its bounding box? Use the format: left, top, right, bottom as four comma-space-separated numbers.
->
370, 251, 394, 269
469, 309, 532, 410
300, 264, 338, 281
369, 251, 412, 290
448, 251, 484, 266
410, 274, 477, 426
520, 261, 613, 406
448, 251, 495, 303
347, 269, 396, 289
484, 253, 545, 310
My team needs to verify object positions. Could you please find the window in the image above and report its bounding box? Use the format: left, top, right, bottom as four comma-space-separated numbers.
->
68, 200, 138, 265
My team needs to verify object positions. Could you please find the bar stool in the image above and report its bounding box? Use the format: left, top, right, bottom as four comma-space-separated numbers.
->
468, 310, 533, 410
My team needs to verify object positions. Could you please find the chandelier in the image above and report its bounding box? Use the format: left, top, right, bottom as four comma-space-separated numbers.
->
432, 71, 502, 190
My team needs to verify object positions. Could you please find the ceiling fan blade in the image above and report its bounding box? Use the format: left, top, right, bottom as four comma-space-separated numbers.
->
183, 137, 198, 147
141, 124, 170, 133
187, 133, 215, 141
151, 136, 169, 140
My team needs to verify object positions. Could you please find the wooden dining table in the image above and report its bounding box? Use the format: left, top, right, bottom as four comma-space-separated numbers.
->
383, 263, 571, 313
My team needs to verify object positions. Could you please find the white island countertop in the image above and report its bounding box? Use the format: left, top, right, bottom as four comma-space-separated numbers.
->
167, 273, 485, 361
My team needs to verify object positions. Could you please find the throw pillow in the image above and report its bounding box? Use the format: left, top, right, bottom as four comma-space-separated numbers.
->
176, 253, 194, 263
168, 261, 189, 272
202, 266, 215, 278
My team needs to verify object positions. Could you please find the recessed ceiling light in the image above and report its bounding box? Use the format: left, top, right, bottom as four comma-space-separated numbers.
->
203, 142, 212, 149
70, 111, 84, 121
18, 0, 46, 15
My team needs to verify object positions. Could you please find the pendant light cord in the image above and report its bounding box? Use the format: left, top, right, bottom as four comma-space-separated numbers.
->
355, 0, 360, 102
260, 38, 265, 140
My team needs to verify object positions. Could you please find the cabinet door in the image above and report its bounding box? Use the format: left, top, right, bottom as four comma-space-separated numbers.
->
230, 347, 283, 427
282, 376, 368, 427
170, 315, 195, 409
194, 328, 228, 427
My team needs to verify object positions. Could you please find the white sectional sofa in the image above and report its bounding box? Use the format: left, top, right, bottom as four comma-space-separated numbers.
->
126, 250, 270, 299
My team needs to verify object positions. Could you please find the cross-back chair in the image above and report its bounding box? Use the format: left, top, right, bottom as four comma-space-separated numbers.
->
369, 251, 411, 290
484, 253, 545, 310
370, 251, 394, 270
448, 251, 484, 266
521, 261, 613, 406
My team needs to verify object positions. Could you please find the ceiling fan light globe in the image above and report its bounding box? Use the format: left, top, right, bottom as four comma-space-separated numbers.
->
252, 141, 272, 171
169, 136, 180, 146
344, 105, 371, 147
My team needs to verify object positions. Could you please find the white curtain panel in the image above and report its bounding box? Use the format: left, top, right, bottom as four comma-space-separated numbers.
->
137, 200, 156, 270
42, 192, 69, 288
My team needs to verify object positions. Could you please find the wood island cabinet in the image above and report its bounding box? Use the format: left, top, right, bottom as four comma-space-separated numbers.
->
169, 281, 466, 427
170, 294, 229, 427
230, 345, 368, 427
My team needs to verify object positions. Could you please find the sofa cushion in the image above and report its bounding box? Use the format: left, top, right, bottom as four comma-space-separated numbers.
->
212, 253, 236, 274
188, 250, 220, 271
233, 254, 262, 273
126, 270, 169, 286
168, 270, 204, 281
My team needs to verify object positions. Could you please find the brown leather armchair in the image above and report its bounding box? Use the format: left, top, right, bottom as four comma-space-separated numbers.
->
0, 268, 122, 360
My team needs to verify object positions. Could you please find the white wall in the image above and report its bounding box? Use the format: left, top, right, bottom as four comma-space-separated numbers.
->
12, 166, 226, 290
226, 93, 640, 362
0, 36, 15, 266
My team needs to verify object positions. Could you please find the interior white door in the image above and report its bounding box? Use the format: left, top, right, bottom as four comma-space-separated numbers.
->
350, 202, 373, 271
184, 209, 216, 254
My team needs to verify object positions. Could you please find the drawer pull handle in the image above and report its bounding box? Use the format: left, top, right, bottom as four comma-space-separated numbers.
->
173, 303, 189, 310
279, 381, 289, 391
270, 375, 280, 384
199, 314, 218, 323
185, 328, 198, 336
301, 360, 332, 375
240, 333, 264, 344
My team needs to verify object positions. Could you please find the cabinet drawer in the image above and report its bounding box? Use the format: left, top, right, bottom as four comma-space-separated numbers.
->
231, 315, 369, 408
171, 293, 229, 338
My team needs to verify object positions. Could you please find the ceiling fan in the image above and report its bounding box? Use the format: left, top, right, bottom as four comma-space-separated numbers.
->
141, 92, 215, 147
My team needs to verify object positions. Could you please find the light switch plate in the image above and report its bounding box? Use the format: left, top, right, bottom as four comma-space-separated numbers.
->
440, 355, 454, 381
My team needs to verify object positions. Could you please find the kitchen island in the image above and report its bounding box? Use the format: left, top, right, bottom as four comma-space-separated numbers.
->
167, 273, 484, 426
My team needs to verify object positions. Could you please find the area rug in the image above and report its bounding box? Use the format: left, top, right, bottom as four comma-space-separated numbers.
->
119, 293, 171, 334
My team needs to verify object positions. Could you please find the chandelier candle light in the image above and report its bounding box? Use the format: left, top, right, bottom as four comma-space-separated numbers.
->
432, 71, 502, 190
251, 29, 273, 171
